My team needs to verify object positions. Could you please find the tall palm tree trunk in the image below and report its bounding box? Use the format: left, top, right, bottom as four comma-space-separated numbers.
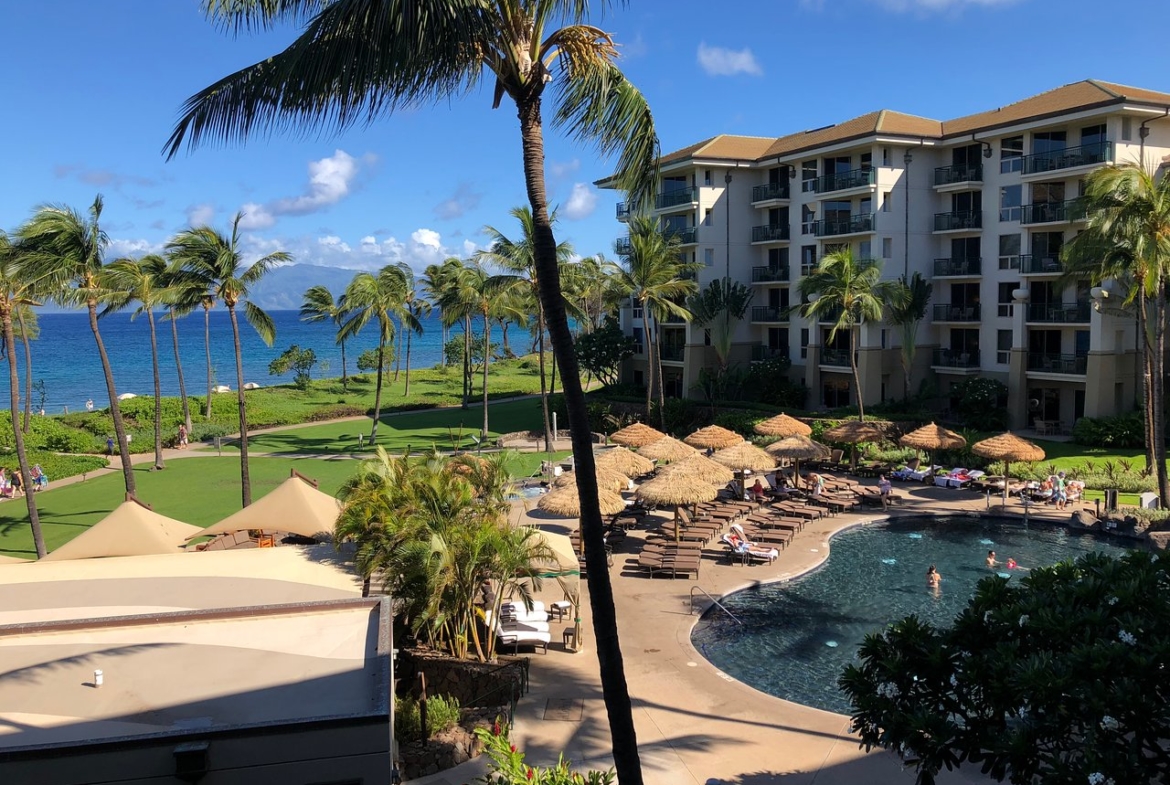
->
170, 313, 193, 434
226, 305, 251, 507
654, 320, 666, 425
1138, 290, 1155, 472
501, 319, 511, 356
462, 316, 472, 409
441, 318, 448, 368
340, 337, 348, 391
482, 314, 491, 439
370, 340, 385, 441
393, 321, 403, 381
537, 307, 553, 451
1154, 285, 1169, 508
4, 311, 44, 558
146, 311, 165, 471
17, 309, 32, 433
88, 301, 136, 495
516, 99, 643, 785
203, 303, 213, 419
641, 311, 653, 422
403, 331, 412, 397
851, 327, 866, 422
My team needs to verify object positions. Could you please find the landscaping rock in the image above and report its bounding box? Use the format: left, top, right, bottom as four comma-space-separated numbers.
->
1070, 510, 1099, 532
1146, 531, 1170, 551
398, 708, 494, 781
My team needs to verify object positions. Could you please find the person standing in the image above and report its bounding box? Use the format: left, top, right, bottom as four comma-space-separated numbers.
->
178, 423, 189, 450
106, 436, 115, 456
86, 399, 94, 412
878, 474, 892, 510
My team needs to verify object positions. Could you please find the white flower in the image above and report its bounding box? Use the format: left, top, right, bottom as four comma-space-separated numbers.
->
1088, 773, 1104, 785
1118, 629, 1137, 646
1018, 614, 1029, 628
877, 682, 901, 700
1100, 715, 1119, 731
1108, 596, 1119, 606
949, 674, 959, 688
983, 611, 992, 623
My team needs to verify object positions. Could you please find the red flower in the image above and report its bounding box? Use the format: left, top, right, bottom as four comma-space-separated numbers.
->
492, 720, 501, 736
526, 767, 534, 780
510, 744, 517, 753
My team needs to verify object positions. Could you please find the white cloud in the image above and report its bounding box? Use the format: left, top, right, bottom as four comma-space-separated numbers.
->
236, 202, 276, 230
806, 0, 1019, 10
433, 182, 483, 220
562, 183, 598, 220
271, 149, 362, 215
696, 42, 763, 77
186, 203, 216, 227
550, 159, 581, 179
106, 238, 164, 259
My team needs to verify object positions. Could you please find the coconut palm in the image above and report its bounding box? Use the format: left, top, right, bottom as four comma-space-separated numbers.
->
164, 2, 658, 774
340, 264, 409, 441
0, 233, 46, 557
614, 216, 700, 423
422, 258, 465, 370
13, 304, 38, 434
16, 195, 136, 495
167, 214, 289, 507
481, 206, 575, 451
101, 254, 178, 471
799, 249, 901, 422
571, 253, 625, 334
300, 285, 349, 391
401, 283, 431, 398
159, 271, 195, 437
886, 272, 932, 400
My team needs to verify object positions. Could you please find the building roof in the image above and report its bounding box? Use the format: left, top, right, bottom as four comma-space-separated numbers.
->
658, 134, 777, 166
761, 110, 943, 160
193, 473, 341, 542
41, 500, 203, 562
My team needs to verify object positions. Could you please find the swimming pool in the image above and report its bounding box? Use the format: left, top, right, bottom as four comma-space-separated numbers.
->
508, 485, 547, 500
690, 516, 1135, 714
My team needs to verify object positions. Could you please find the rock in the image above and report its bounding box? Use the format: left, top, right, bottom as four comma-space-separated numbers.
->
1070, 510, 1099, 531
1146, 531, 1170, 551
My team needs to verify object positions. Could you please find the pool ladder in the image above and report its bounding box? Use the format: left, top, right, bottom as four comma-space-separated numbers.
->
689, 586, 742, 624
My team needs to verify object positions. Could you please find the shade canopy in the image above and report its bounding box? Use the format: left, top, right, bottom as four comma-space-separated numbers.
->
753, 413, 812, 438
528, 529, 580, 576
0, 554, 30, 565
536, 486, 628, 517
766, 435, 831, 462
43, 499, 202, 562
711, 441, 777, 472
609, 422, 667, 447
594, 446, 655, 477
972, 432, 1046, 463
636, 436, 697, 463
658, 454, 735, 485
635, 473, 719, 506
822, 421, 885, 445
900, 422, 967, 451
683, 425, 744, 450
553, 467, 630, 493
192, 473, 341, 542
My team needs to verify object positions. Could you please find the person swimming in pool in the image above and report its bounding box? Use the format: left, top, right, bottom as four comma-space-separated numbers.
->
986, 550, 998, 568
926, 565, 942, 587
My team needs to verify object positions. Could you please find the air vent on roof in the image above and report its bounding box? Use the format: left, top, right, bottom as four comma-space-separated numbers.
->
804, 124, 836, 134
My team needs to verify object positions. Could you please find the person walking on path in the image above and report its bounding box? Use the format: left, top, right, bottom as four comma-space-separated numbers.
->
178, 423, 189, 450
106, 436, 115, 456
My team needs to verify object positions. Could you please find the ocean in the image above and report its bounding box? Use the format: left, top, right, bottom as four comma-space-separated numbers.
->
15, 310, 455, 413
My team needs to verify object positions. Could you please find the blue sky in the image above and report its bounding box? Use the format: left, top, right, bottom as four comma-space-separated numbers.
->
4, 0, 1169, 276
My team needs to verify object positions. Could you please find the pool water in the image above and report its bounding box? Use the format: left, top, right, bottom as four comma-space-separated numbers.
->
690, 516, 1135, 715
508, 485, 547, 500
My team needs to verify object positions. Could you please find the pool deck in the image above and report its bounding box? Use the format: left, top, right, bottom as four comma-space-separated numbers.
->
417, 481, 1093, 785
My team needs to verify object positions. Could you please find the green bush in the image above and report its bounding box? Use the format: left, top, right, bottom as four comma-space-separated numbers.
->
0, 450, 107, 481
949, 377, 1009, 431
1072, 412, 1145, 449
712, 411, 765, 438
394, 694, 461, 742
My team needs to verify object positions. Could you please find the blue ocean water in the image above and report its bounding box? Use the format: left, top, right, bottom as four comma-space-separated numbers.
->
15, 310, 454, 412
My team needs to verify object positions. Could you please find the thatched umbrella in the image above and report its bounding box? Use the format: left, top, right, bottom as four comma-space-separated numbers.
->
683, 425, 744, 450
609, 422, 667, 447
658, 454, 735, 485
822, 421, 885, 470
594, 446, 655, 477
972, 432, 1046, 506
766, 435, 831, 482
636, 472, 718, 541
710, 441, 777, 472
553, 467, 631, 494
899, 423, 967, 478
753, 413, 812, 438
637, 436, 697, 463
537, 486, 628, 518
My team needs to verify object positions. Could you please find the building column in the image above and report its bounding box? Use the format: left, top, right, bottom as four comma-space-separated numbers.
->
1006, 288, 1030, 429
805, 346, 822, 408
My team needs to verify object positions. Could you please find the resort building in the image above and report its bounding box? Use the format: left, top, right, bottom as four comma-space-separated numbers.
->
600, 80, 1170, 430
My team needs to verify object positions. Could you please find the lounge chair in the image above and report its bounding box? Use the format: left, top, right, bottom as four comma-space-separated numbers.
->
720, 533, 779, 565
493, 623, 551, 654
892, 463, 941, 482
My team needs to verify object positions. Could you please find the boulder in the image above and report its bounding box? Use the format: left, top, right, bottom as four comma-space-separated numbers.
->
1069, 510, 1099, 532
1146, 531, 1170, 551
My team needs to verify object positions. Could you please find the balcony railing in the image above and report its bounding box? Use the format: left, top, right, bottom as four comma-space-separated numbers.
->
1027, 353, 1087, 374
751, 345, 790, 362
751, 265, 790, 283
665, 227, 698, 244
659, 344, 685, 362
660, 311, 686, 324
820, 348, 851, 367
934, 163, 983, 187
655, 186, 698, 210
1022, 141, 1113, 176
1026, 302, 1091, 323
933, 348, 981, 368
933, 210, 982, 232
933, 303, 982, 322
751, 306, 789, 323
1021, 198, 1087, 225
616, 202, 631, 221
806, 167, 875, 194
933, 257, 983, 277
751, 223, 791, 243
752, 182, 791, 202
813, 214, 875, 237
614, 237, 631, 254
1020, 254, 1062, 274
815, 305, 845, 323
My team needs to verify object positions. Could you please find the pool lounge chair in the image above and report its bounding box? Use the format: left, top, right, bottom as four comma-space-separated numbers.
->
720, 534, 779, 565
493, 622, 551, 654
892, 463, 942, 482
934, 468, 985, 489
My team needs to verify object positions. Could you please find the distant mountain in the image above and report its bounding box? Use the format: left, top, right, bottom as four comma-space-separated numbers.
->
244, 264, 361, 311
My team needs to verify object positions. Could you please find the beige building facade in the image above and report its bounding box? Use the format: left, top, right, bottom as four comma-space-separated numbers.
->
602, 80, 1170, 429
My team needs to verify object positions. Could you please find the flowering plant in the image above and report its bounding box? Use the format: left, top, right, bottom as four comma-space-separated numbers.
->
474, 719, 615, 785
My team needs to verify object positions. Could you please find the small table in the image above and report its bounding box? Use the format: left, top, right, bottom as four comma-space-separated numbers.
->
550, 601, 572, 622
562, 627, 576, 649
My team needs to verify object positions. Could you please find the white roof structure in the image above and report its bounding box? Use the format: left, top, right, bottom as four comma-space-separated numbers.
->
42, 500, 202, 562
192, 473, 341, 542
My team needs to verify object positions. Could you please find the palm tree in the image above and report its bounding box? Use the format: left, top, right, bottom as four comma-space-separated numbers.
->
401, 281, 431, 399
159, 263, 201, 436
300, 285, 349, 391
167, 214, 289, 507
799, 249, 900, 422
340, 264, 408, 441
572, 253, 625, 334
164, 3, 659, 776
422, 258, 465, 370
886, 272, 932, 400
0, 234, 46, 557
1062, 162, 1170, 504
16, 195, 136, 495
101, 254, 176, 471
482, 206, 575, 451
614, 216, 699, 423
14, 304, 38, 434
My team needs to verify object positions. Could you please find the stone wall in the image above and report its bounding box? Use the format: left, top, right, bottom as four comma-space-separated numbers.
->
398, 648, 528, 708
399, 708, 495, 781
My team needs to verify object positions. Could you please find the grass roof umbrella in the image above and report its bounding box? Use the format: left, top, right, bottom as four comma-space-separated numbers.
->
683, 425, 745, 450
635, 472, 719, 542
710, 442, 777, 472
822, 421, 885, 471
609, 422, 667, 448
594, 446, 655, 478
553, 467, 631, 494
899, 422, 967, 479
972, 432, 1046, 507
537, 486, 629, 518
753, 413, 812, 438
658, 454, 735, 485
765, 435, 832, 482
636, 436, 698, 464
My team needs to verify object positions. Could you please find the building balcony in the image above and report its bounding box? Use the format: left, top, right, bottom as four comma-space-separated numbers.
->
1019, 254, 1062, 275
752, 182, 791, 203
813, 213, 875, 237
660, 311, 687, 325
655, 186, 698, 211
933, 210, 982, 232
932, 348, 981, 370
751, 345, 790, 362
933, 163, 983, 188
1026, 302, 1091, 324
933, 303, 981, 322
751, 223, 791, 243
751, 306, 789, 324
665, 227, 699, 245
1027, 353, 1087, 375
820, 348, 851, 367
932, 257, 982, 277
815, 305, 845, 323
659, 344, 685, 362
751, 265, 790, 284
804, 167, 876, 195
1021, 141, 1113, 177
616, 202, 631, 222
614, 236, 631, 255
1021, 198, 1087, 225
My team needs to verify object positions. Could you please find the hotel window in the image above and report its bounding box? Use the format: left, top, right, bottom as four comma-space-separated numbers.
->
996, 330, 1012, 364
882, 237, 893, 259
801, 205, 816, 235
704, 170, 712, 186
859, 240, 872, 259
703, 208, 713, 227
998, 282, 1017, 317
703, 247, 714, 266
880, 329, 888, 348
882, 147, 891, 167
800, 328, 809, 359
882, 191, 891, 212
800, 245, 817, 276
704, 329, 711, 346
1122, 117, 1133, 141
801, 160, 817, 192
999, 184, 1022, 222
998, 234, 1021, 269
861, 152, 872, 171
1000, 136, 1023, 174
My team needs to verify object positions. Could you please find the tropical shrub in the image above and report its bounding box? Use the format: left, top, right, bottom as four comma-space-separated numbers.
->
475, 720, 615, 785
743, 355, 808, 409
574, 316, 635, 387
949, 377, 1009, 431
394, 694, 462, 743
1072, 413, 1145, 449
712, 411, 765, 438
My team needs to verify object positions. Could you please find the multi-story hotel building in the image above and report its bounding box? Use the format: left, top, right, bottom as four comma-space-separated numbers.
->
599, 80, 1170, 430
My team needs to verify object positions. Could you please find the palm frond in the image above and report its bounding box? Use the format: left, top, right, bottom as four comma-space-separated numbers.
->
244, 300, 276, 346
